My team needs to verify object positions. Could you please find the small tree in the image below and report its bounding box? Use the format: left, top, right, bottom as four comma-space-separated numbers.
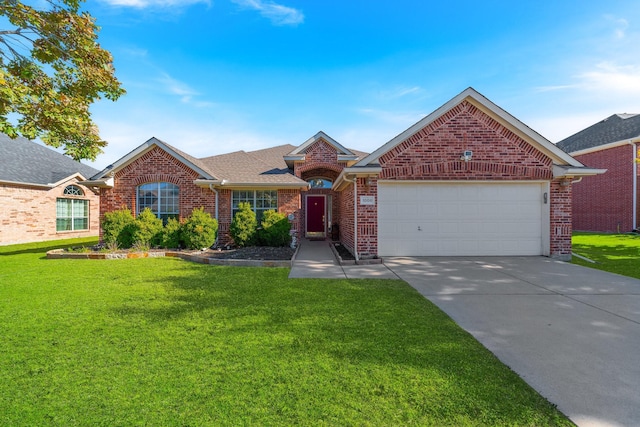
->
230, 202, 257, 247
182, 208, 218, 250
131, 208, 163, 248
101, 208, 135, 249
256, 210, 291, 247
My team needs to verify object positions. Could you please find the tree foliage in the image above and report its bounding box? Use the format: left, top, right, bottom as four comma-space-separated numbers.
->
0, 0, 124, 160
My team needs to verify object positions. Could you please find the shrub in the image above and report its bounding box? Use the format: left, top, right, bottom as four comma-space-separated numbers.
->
182, 208, 218, 250
102, 208, 135, 248
131, 208, 164, 248
230, 202, 257, 247
256, 210, 291, 247
162, 217, 183, 249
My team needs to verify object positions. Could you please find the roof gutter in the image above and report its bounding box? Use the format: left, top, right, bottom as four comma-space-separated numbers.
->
0, 179, 53, 189
194, 179, 309, 190
78, 176, 114, 188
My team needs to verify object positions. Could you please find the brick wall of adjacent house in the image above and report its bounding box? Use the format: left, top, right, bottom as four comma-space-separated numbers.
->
571, 144, 635, 232
99, 146, 216, 239
0, 178, 99, 246
373, 99, 569, 257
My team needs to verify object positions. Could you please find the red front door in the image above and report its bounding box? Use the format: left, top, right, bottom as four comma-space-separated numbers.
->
306, 196, 325, 236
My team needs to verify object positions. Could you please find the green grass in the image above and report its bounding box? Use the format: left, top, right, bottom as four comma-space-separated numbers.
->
0, 238, 571, 426
572, 232, 640, 278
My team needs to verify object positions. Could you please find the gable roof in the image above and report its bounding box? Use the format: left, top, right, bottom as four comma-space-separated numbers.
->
86, 138, 308, 189
89, 137, 216, 181
284, 131, 362, 168
0, 133, 99, 187
355, 87, 583, 168
556, 114, 640, 154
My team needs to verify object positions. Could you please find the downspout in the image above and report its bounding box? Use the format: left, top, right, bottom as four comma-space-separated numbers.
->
209, 184, 219, 245
630, 141, 638, 230
343, 175, 359, 262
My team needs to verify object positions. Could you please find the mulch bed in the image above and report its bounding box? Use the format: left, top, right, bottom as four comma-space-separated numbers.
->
202, 246, 295, 260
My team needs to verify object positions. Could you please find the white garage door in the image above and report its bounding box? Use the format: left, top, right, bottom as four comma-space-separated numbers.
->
378, 182, 547, 256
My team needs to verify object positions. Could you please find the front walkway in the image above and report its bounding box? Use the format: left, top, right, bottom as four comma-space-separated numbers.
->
288, 239, 397, 279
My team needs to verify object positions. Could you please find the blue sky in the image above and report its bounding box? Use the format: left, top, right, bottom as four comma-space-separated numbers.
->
80, 0, 640, 168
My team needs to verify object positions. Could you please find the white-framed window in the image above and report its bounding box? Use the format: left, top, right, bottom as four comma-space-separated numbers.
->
137, 182, 179, 222
56, 185, 89, 231
232, 190, 278, 221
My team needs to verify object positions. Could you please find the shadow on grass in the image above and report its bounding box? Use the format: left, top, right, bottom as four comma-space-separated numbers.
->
0, 239, 99, 256
108, 264, 570, 425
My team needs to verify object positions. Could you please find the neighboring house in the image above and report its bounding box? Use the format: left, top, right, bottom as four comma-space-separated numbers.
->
556, 114, 640, 233
84, 88, 602, 260
0, 133, 100, 246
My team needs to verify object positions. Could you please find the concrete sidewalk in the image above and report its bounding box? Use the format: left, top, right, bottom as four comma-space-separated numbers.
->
288, 239, 398, 280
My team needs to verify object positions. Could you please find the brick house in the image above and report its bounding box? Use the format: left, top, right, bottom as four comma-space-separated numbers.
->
0, 134, 100, 245
556, 114, 640, 233
84, 88, 602, 260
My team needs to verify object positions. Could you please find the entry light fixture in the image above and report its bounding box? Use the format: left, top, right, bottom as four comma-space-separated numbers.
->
460, 150, 473, 162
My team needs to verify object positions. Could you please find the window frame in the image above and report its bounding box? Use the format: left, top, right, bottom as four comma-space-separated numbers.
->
56, 198, 89, 232
136, 182, 180, 222
232, 189, 278, 222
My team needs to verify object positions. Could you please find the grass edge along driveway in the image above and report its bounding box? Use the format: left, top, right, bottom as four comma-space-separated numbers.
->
572, 232, 640, 279
0, 238, 572, 426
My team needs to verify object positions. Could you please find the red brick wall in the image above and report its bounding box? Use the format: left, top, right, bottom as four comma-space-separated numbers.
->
380, 101, 553, 180
99, 146, 216, 238
338, 183, 355, 253
550, 180, 572, 256
376, 100, 568, 258
572, 144, 635, 232
100, 146, 306, 247
357, 177, 378, 257
293, 139, 348, 238
0, 178, 99, 246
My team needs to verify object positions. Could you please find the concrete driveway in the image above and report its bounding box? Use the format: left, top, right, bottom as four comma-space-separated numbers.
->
384, 256, 640, 427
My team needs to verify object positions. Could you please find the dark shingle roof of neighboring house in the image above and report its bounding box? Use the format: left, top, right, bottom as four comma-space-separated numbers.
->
556, 114, 640, 153
0, 133, 99, 186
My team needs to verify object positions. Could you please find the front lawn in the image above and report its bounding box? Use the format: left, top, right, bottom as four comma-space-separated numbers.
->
0, 238, 571, 426
572, 232, 640, 278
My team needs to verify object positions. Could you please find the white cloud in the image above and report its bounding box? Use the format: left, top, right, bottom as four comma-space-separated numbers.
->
605, 14, 629, 39
231, 0, 304, 26
100, 0, 209, 8
576, 62, 640, 95
153, 73, 215, 106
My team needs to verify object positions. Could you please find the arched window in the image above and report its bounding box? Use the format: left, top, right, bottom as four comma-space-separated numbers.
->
307, 178, 333, 189
63, 185, 84, 196
56, 185, 88, 231
137, 182, 179, 221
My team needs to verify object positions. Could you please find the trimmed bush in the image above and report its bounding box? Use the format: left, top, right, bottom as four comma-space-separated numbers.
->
256, 210, 291, 247
230, 202, 257, 247
101, 208, 135, 248
131, 208, 164, 248
182, 208, 218, 250
162, 217, 183, 249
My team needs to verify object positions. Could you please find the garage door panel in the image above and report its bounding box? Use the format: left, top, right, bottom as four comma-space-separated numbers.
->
379, 182, 544, 256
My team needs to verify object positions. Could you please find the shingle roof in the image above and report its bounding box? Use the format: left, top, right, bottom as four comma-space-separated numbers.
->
199, 144, 303, 185
556, 114, 640, 153
0, 133, 99, 186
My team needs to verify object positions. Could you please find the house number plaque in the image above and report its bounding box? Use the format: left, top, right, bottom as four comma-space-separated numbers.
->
359, 196, 375, 205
